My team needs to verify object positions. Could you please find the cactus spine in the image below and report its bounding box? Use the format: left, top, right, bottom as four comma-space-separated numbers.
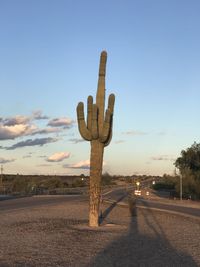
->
77, 51, 115, 227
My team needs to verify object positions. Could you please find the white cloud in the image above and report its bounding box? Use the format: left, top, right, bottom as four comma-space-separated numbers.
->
3, 115, 30, 126
0, 113, 74, 141
63, 159, 90, 169
0, 124, 37, 140
63, 160, 106, 169
47, 152, 70, 162
71, 159, 90, 169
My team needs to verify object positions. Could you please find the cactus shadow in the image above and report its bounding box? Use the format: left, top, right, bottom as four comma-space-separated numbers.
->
91, 202, 198, 266
99, 194, 127, 224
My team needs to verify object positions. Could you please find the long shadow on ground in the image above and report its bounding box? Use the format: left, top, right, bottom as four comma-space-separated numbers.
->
99, 193, 128, 224
90, 199, 198, 267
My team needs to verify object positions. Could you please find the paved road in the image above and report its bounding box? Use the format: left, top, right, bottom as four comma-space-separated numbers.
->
137, 199, 200, 217
103, 186, 200, 218
1, 188, 200, 219
0, 195, 86, 213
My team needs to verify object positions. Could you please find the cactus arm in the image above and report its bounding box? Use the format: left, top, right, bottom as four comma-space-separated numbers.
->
107, 94, 115, 113
99, 109, 112, 143
96, 51, 107, 135
77, 102, 92, 141
99, 109, 111, 143
104, 117, 113, 147
87, 95, 93, 131
104, 94, 115, 146
91, 104, 98, 139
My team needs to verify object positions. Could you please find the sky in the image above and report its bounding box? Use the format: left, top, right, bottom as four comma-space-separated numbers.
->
0, 0, 200, 176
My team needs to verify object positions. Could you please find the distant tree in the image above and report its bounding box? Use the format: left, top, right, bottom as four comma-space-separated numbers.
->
72, 178, 86, 188
12, 175, 34, 193
175, 142, 200, 199
152, 174, 178, 191
42, 177, 63, 189
101, 172, 115, 186
175, 142, 200, 173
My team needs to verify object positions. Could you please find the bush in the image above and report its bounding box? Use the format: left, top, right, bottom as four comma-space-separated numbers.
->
42, 177, 64, 189
175, 170, 200, 199
12, 175, 34, 193
101, 172, 115, 186
72, 178, 86, 187
175, 142, 200, 199
153, 182, 175, 191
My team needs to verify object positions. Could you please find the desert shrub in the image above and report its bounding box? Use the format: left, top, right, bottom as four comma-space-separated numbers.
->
42, 177, 64, 189
11, 175, 34, 193
101, 172, 115, 186
153, 182, 175, 191
72, 179, 86, 187
152, 174, 177, 191
63, 181, 69, 187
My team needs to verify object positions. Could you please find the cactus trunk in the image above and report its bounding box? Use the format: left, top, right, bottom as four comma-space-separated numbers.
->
89, 140, 104, 226
77, 51, 115, 227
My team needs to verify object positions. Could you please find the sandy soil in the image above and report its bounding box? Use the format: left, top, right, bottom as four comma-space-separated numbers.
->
0, 197, 200, 267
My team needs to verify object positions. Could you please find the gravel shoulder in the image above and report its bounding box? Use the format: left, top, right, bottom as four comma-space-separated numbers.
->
0, 197, 200, 267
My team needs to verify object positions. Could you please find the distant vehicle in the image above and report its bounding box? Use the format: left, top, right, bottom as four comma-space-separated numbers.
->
134, 190, 141, 196
146, 191, 150, 196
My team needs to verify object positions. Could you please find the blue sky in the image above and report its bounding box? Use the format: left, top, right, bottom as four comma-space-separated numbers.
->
0, 0, 200, 176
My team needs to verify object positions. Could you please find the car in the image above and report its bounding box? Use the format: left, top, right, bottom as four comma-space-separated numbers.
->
134, 190, 141, 196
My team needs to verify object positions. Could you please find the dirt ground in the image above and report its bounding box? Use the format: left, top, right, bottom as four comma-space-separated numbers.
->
0, 197, 200, 267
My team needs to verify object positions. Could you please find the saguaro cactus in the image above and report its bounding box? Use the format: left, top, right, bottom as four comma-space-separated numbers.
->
77, 51, 115, 227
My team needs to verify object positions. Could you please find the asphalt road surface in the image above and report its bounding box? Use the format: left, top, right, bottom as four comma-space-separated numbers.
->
1, 187, 200, 218
103, 187, 200, 218
0, 195, 86, 214
137, 199, 200, 217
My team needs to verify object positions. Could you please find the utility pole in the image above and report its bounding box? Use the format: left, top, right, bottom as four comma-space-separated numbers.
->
180, 173, 182, 201
0, 165, 3, 188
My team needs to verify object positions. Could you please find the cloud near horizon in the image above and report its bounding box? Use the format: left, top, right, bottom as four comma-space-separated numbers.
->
4, 137, 58, 150
123, 130, 148, 136
151, 155, 176, 161
114, 140, 125, 144
0, 157, 15, 164
36, 164, 53, 167
47, 152, 70, 162
63, 159, 90, 170
63, 160, 106, 170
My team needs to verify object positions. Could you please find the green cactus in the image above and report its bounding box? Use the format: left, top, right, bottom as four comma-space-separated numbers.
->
77, 51, 115, 227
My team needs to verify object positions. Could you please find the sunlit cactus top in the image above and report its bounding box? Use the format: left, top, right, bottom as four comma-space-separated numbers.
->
77, 51, 115, 146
